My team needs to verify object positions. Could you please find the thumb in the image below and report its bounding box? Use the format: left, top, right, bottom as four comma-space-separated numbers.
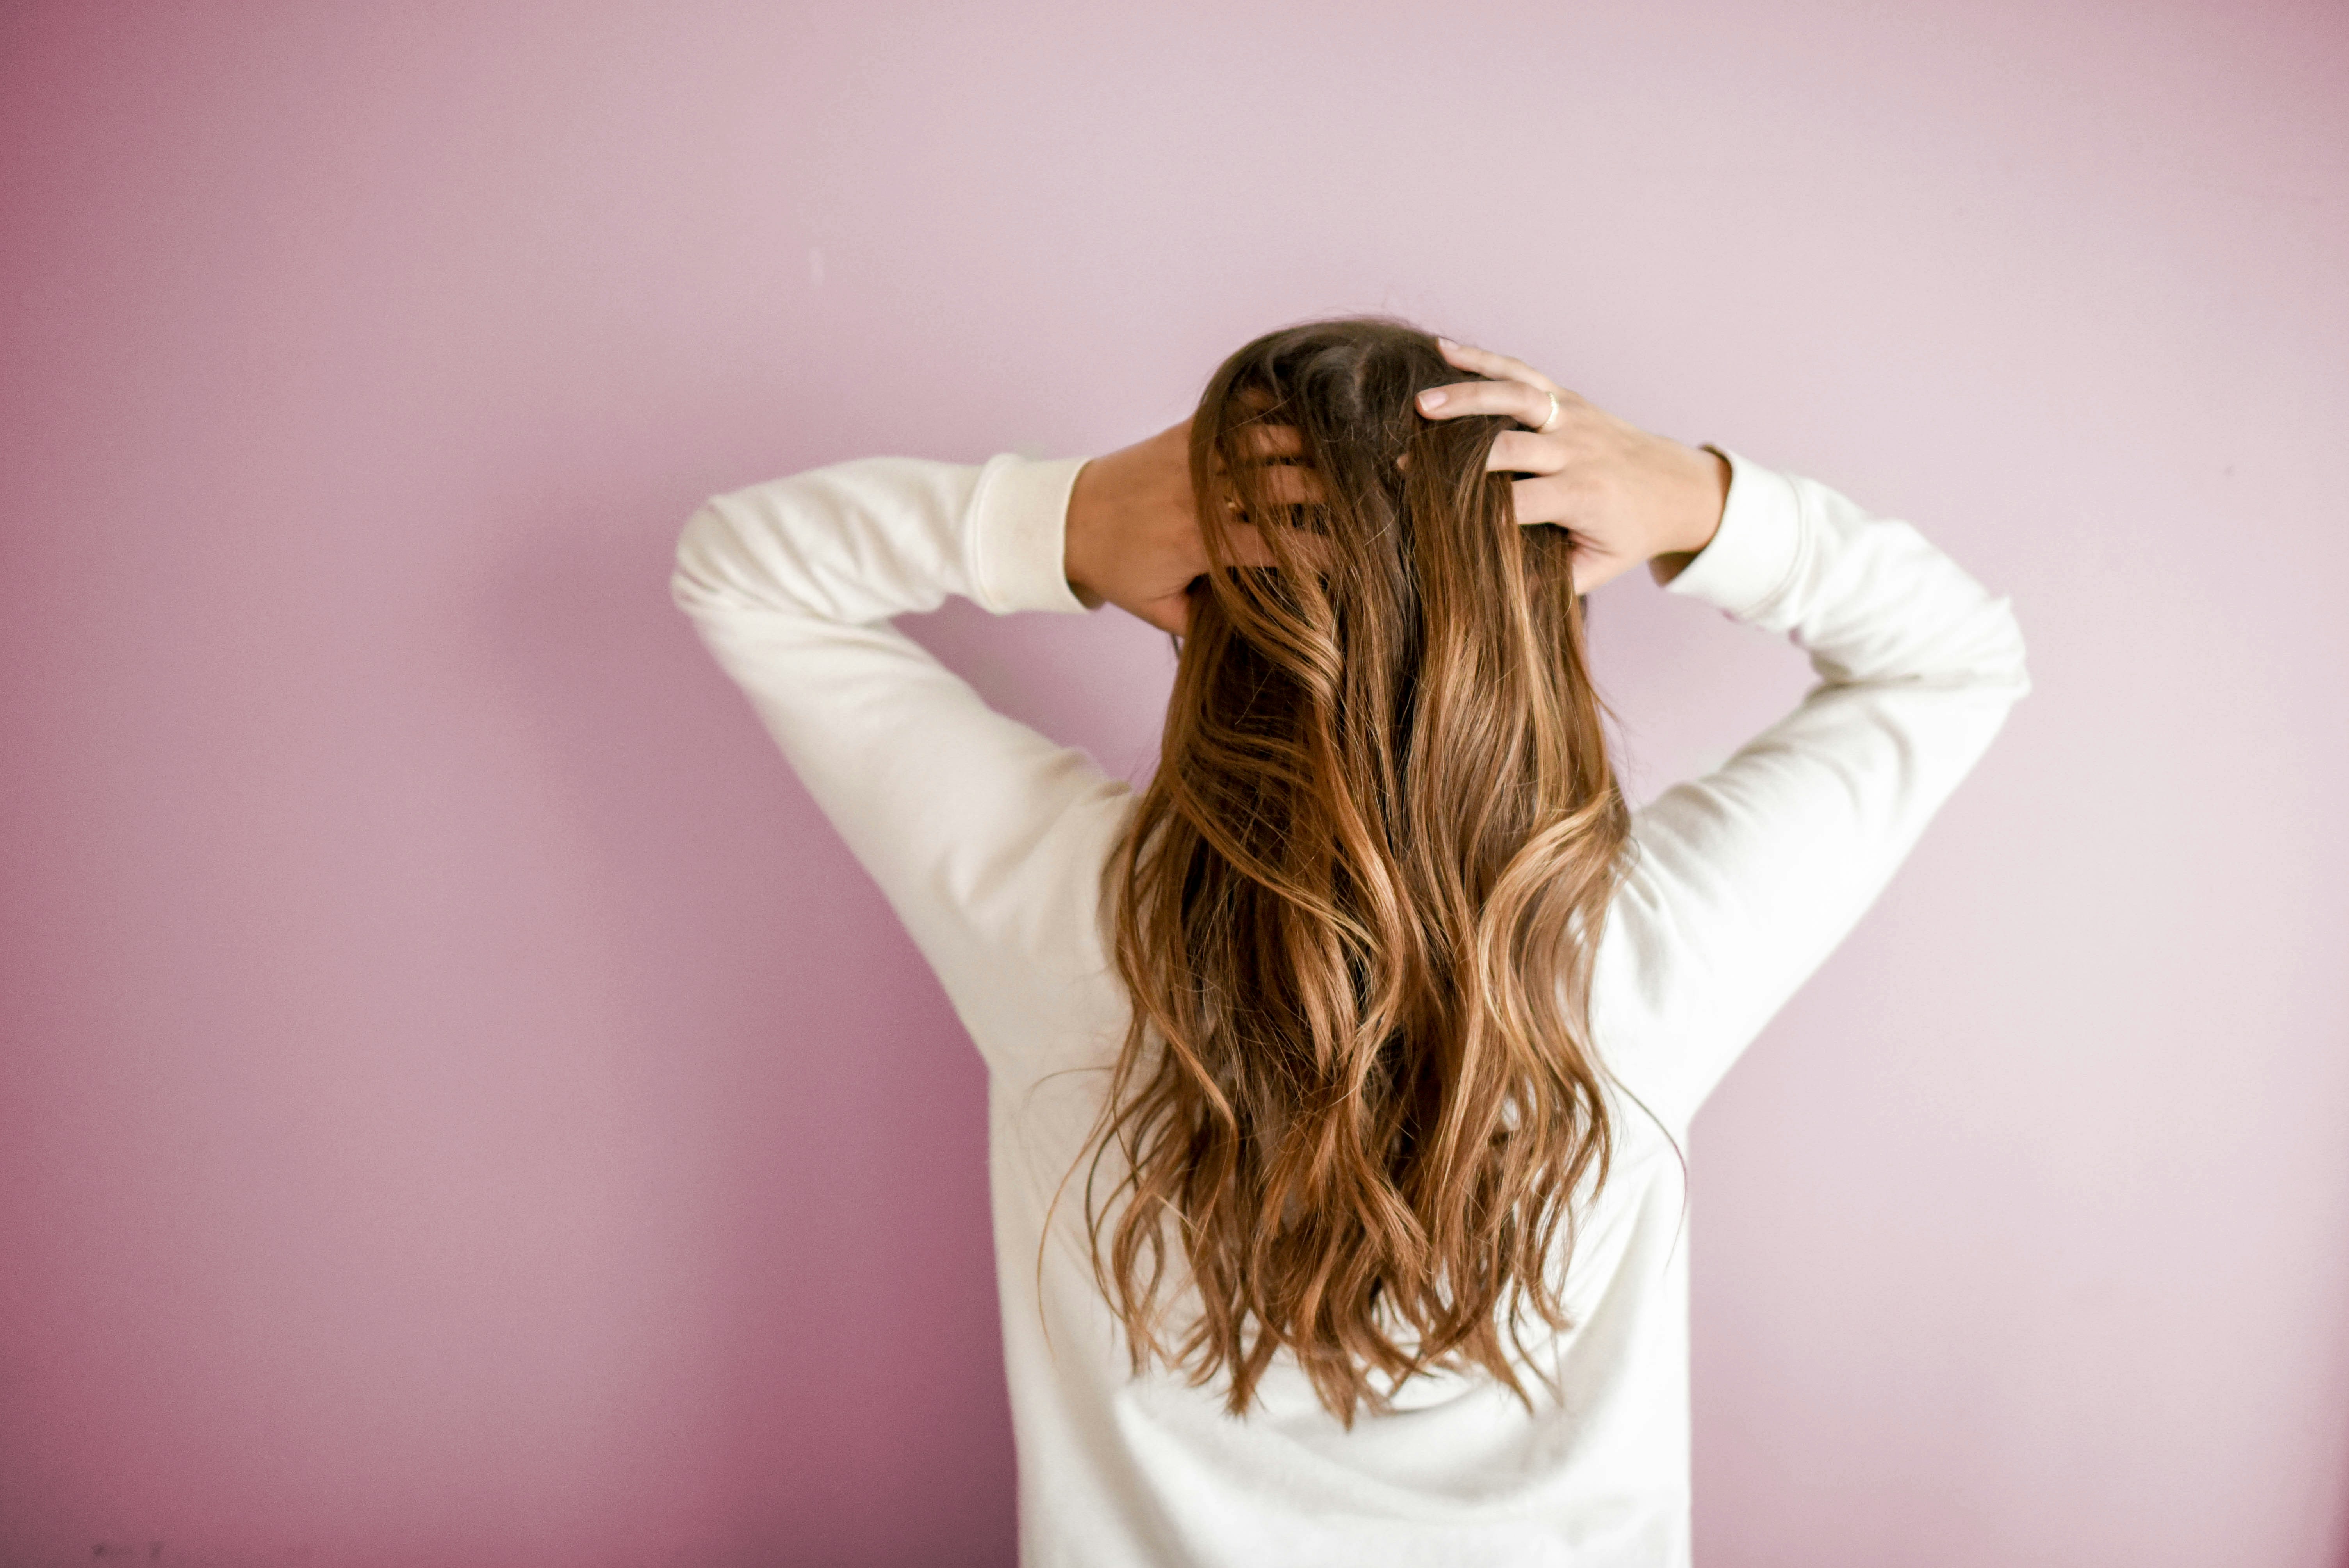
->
1135, 585, 1194, 636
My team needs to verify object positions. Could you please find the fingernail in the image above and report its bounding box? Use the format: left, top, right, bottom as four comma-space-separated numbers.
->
1437, 337, 1457, 349
1418, 388, 1447, 410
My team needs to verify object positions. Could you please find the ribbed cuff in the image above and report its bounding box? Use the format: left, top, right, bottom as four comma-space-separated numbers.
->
966, 453, 1093, 616
1662, 445, 1804, 624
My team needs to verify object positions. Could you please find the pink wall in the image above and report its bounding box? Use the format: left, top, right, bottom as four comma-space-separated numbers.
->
3, 2, 2344, 1564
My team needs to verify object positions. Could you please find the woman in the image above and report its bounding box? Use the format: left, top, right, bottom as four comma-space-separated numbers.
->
670, 320, 2029, 1566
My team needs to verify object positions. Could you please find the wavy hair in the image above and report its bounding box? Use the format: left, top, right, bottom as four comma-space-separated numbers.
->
1074, 318, 1635, 1424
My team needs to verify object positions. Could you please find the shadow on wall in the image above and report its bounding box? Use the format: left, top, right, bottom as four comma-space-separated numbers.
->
469, 474, 1022, 1564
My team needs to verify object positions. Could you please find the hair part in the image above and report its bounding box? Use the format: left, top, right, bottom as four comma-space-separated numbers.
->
1075, 316, 1633, 1425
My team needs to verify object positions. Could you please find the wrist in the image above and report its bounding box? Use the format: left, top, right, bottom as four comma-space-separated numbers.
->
1675, 442, 1729, 557
1063, 458, 1107, 607
1648, 442, 1729, 586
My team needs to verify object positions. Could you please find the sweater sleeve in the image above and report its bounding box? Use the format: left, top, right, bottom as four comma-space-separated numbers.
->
669, 453, 1138, 1076
1591, 446, 2031, 1133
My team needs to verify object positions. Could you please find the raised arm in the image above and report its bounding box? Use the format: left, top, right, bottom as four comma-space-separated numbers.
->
669, 453, 1133, 1073
1606, 450, 2030, 1126
1415, 339, 2030, 1131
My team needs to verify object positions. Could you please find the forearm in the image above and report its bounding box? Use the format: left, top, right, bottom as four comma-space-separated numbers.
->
671, 454, 1091, 632
1681, 454, 2030, 690
1608, 448, 2030, 1123
1646, 442, 1732, 588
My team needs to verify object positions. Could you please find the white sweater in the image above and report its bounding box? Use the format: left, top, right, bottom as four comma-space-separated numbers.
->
670, 445, 2029, 1567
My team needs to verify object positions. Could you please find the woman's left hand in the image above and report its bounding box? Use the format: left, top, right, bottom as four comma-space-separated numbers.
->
1414, 338, 1729, 594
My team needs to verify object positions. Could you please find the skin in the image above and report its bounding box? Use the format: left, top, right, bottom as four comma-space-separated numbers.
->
1063, 336, 1730, 634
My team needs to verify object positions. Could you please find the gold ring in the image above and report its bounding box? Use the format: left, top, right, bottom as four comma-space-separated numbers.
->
1537, 389, 1561, 433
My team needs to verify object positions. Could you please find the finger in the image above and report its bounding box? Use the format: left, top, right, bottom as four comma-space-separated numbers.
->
1504, 479, 1614, 594
1244, 465, 1326, 506
1229, 424, 1305, 459
1215, 460, 1325, 506
1508, 474, 1573, 527
1214, 424, 1328, 507
1218, 519, 1338, 570
1221, 521, 1278, 568
1435, 338, 1559, 393
1221, 429, 1321, 497
1485, 429, 1569, 476
1415, 379, 1559, 430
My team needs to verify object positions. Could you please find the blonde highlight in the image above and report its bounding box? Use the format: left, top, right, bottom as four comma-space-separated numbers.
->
1076, 318, 1633, 1425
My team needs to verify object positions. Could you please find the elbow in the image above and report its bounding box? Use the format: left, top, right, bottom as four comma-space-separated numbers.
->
1906, 592, 2030, 706
669, 497, 741, 621
1981, 593, 2032, 704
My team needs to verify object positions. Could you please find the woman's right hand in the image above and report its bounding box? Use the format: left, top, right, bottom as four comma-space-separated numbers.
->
1064, 419, 1215, 635
1414, 339, 1730, 594
1064, 419, 1311, 635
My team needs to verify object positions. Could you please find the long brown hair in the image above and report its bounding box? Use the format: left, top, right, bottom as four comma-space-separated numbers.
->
1077, 318, 1633, 1425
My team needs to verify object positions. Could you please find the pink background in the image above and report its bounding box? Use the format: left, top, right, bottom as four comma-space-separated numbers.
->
4, 2, 2345, 1564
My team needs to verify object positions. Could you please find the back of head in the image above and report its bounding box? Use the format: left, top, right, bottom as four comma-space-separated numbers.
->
1084, 317, 1633, 1424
